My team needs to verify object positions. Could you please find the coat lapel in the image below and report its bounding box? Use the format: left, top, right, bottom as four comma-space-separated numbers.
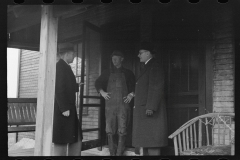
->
136, 58, 155, 81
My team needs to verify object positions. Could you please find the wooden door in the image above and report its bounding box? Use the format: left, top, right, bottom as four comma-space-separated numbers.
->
162, 42, 206, 147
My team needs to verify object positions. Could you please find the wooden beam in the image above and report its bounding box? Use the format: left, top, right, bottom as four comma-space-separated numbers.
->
34, 5, 58, 156
7, 41, 39, 51
53, 5, 91, 18
7, 5, 92, 34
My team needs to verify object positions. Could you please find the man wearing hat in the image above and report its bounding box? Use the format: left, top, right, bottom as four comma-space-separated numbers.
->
52, 47, 82, 156
132, 42, 168, 155
95, 50, 135, 156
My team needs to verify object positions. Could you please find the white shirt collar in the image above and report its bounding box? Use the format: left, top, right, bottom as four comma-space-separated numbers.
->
145, 58, 152, 65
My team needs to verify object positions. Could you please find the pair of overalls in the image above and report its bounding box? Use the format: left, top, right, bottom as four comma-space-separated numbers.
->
105, 69, 130, 156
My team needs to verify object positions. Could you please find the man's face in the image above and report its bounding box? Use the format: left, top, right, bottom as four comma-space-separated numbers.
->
138, 49, 150, 63
67, 51, 76, 64
112, 55, 123, 68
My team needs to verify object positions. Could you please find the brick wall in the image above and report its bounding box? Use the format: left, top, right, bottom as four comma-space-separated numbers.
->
212, 5, 235, 145
212, 5, 234, 114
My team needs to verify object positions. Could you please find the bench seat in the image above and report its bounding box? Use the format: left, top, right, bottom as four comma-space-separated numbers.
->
8, 98, 37, 133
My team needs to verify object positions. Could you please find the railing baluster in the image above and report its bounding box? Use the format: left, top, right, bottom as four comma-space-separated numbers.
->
198, 119, 202, 147
173, 137, 179, 155
212, 116, 216, 145
190, 124, 193, 149
14, 105, 19, 122
182, 130, 186, 151
194, 123, 197, 148
186, 127, 189, 150
25, 104, 30, 122
178, 134, 182, 154
30, 104, 34, 122
10, 105, 15, 123
20, 105, 26, 122
206, 118, 209, 146
223, 116, 226, 145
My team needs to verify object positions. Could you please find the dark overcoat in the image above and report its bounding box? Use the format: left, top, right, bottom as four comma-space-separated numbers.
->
52, 59, 82, 144
132, 58, 168, 147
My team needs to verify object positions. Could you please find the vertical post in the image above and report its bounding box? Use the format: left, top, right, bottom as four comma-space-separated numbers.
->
34, 5, 58, 156
16, 49, 21, 98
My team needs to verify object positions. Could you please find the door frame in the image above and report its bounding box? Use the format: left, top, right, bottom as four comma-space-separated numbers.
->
59, 21, 105, 151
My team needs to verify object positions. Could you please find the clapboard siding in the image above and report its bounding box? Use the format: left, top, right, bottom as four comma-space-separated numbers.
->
81, 35, 101, 140
19, 49, 40, 98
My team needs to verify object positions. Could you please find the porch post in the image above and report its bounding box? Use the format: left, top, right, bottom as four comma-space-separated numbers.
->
34, 5, 58, 156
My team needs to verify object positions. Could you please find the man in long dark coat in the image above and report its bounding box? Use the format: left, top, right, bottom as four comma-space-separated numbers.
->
95, 51, 135, 156
52, 47, 82, 156
132, 42, 168, 156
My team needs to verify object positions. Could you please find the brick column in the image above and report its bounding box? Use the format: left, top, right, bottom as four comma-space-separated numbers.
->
212, 5, 234, 113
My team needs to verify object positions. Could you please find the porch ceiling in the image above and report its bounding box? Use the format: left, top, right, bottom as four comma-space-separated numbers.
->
7, 5, 96, 50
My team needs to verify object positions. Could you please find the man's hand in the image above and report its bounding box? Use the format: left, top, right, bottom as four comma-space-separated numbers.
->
123, 93, 134, 103
146, 109, 153, 116
62, 110, 70, 117
100, 90, 111, 100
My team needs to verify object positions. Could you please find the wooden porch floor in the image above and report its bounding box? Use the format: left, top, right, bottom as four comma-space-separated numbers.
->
8, 147, 136, 156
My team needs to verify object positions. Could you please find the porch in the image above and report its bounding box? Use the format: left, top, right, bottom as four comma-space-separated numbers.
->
7, 1, 237, 156
8, 137, 136, 156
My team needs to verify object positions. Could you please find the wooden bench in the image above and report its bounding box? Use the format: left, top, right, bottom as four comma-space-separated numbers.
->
168, 113, 235, 155
8, 98, 37, 133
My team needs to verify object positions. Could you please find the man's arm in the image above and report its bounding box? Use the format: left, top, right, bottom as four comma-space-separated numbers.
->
95, 70, 111, 100
124, 70, 136, 103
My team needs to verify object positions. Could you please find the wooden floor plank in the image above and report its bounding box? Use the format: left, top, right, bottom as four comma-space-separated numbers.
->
8, 147, 136, 156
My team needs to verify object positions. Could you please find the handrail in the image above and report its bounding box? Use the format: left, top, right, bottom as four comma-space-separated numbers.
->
8, 98, 37, 103
83, 96, 101, 99
168, 112, 234, 139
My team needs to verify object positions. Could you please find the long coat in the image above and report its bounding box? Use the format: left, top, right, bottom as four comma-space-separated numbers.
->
132, 58, 168, 147
52, 59, 82, 144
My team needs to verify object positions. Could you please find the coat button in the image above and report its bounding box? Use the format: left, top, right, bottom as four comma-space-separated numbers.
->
133, 106, 135, 108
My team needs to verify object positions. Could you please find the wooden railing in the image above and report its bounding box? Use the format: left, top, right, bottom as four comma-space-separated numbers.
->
168, 113, 235, 155
8, 98, 37, 133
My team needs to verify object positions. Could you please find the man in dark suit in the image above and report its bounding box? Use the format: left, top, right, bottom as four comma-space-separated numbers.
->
95, 51, 135, 156
132, 42, 168, 156
52, 47, 82, 156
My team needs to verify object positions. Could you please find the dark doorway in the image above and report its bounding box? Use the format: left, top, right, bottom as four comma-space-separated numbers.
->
101, 16, 140, 148
153, 3, 210, 154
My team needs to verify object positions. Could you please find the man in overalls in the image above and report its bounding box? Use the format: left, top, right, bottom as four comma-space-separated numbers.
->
95, 50, 135, 156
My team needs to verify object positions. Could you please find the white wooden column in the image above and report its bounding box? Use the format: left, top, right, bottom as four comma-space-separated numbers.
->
34, 5, 58, 156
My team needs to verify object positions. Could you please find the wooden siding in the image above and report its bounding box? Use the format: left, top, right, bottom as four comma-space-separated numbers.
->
19, 50, 40, 98
82, 29, 101, 140
17, 49, 40, 141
